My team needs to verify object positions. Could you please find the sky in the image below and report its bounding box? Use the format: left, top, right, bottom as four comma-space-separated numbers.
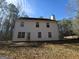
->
6, 0, 68, 20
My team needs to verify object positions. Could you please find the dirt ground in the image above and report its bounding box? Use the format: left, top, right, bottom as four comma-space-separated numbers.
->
0, 42, 79, 59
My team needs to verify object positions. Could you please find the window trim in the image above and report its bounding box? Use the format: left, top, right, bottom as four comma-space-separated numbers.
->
17, 32, 25, 38
48, 32, 52, 38
36, 22, 39, 28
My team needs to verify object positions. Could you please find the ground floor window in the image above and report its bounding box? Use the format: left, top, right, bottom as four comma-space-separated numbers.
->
17, 32, 52, 39
27, 32, 30, 40
48, 32, 52, 38
38, 32, 42, 38
17, 32, 25, 38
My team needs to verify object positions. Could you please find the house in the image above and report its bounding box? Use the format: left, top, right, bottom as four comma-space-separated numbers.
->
12, 16, 60, 41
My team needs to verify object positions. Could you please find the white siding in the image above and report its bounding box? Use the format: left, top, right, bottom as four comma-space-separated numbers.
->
12, 19, 59, 41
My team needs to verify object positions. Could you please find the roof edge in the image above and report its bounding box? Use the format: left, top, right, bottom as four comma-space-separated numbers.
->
18, 17, 56, 21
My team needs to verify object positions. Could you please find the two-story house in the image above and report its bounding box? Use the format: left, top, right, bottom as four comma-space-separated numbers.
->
12, 16, 60, 41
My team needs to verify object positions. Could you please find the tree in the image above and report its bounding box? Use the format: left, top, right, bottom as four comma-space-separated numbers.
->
67, 0, 79, 36
72, 18, 79, 35
67, 0, 79, 17
0, 0, 8, 40
0, 0, 28, 40
0, 2, 19, 40
8, 3, 19, 28
2, 18, 10, 40
58, 18, 72, 36
6, 3, 19, 40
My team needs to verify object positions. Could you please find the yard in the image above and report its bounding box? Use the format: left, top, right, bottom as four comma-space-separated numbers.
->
0, 42, 79, 59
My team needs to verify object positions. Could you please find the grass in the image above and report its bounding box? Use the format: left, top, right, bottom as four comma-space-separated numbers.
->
0, 42, 79, 59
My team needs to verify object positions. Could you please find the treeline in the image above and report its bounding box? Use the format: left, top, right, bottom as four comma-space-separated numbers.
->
58, 0, 79, 36
58, 18, 79, 36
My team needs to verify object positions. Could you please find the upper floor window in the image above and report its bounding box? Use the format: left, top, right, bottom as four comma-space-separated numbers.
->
48, 32, 52, 38
36, 22, 39, 28
20, 22, 24, 27
17, 32, 25, 38
46, 23, 50, 28
38, 32, 41, 38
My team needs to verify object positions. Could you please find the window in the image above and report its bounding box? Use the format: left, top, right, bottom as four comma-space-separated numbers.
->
18, 32, 21, 38
27, 32, 30, 40
48, 32, 52, 38
22, 32, 25, 38
36, 22, 39, 27
38, 32, 41, 38
20, 22, 24, 27
47, 23, 50, 28
17, 32, 25, 38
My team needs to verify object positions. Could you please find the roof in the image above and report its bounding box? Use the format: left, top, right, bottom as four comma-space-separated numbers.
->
18, 17, 56, 21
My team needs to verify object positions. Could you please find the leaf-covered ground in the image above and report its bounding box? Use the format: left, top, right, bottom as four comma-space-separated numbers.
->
0, 43, 79, 59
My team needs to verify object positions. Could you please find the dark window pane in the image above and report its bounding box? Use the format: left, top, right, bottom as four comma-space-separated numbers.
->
22, 32, 25, 38
17, 32, 21, 38
38, 32, 41, 38
47, 23, 50, 28
20, 22, 24, 27
36, 22, 39, 27
48, 32, 52, 38
17, 32, 25, 38
27, 32, 30, 40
